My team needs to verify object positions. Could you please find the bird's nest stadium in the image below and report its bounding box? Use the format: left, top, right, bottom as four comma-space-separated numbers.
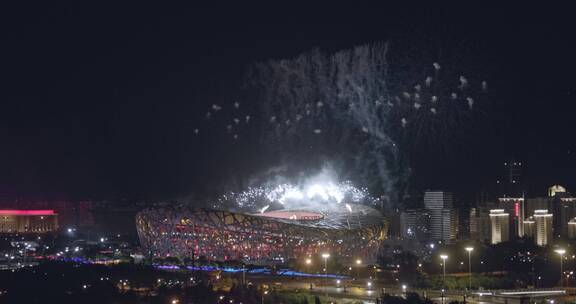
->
136, 183, 387, 264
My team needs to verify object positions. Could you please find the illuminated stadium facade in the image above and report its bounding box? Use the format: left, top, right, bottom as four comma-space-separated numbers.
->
136, 182, 387, 264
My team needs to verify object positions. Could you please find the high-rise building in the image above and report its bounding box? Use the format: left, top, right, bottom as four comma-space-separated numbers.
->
498, 197, 525, 238
568, 218, 576, 239
495, 159, 525, 239
400, 209, 431, 240
424, 191, 454, 209
457, 207, 473, 240
524, 216, 535, 239
553, 195, 576, 238
526, 197, 551, 218
470, 207, 491, 242
469, 208, 478, 239
424, 191, 457, 243
449, 209, 459, 241
489, 209, 510, 244
523, 186, 576, 240
387, 209, 402, 240
533, 210, 553, 246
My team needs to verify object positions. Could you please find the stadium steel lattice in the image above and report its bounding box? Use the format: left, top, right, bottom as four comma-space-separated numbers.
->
136, 204, 387, 264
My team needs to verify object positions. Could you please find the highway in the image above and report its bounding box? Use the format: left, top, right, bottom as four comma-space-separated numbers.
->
246, 275, 576, 304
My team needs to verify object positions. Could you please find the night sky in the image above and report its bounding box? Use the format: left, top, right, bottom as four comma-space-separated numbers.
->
1, 3, 576, 201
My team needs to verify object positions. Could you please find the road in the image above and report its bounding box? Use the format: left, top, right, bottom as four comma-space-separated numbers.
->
247, 275, 575, 303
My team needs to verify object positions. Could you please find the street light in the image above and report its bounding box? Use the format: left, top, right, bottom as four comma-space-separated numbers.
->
322, 253, 330, 275
261, 290, 268, 304
305, 258, 312, 273
440, 254, 448, 303
322, 253, 330, 299
465, 247, 474, 290
440, 254, 448, 285
555, 249, 566, 287
355, 259, 362, 279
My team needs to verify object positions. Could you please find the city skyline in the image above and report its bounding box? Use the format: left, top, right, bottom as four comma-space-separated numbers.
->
3, 3, 576, 304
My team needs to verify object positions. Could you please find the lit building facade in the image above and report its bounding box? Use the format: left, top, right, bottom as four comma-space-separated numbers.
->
549, 185, 567, 197
524, 216, 535, 239
470, 207, 491, 243
424, 191, 457, 243
498, 197, 525, 238
533, 210, 553, 246
496, 159, 525, 239
523, 186, 576, 239
568, 218, 576, 239
0, 200, 93, 229
526, 197, 550, 218
489, 209, 510, 244
554, 196, 576, 238
0, 210, 59, 233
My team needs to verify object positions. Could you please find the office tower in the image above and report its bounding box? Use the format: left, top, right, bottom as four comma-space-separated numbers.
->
470, 207, 491, 243
458, 207, 472, 240
534, 210, 553, 246
498, 197, 525, 238
526, 197, 551, 218
424, 191, 457, 243
524, 216, 535, 239
489, 209, 510, 244
525, 186, 575, 239
424, 191, 454, 209
387, 209, 402, 239
496, 159, 525, 239
553, 195, 576, 238
469, 208, 478, 239
400, 209, 431, 240
568, 218, 576, 239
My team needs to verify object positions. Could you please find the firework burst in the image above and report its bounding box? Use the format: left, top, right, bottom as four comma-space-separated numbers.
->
192, 43, 489, 205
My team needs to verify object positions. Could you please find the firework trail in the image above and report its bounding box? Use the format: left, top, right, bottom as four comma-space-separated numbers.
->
193, 43, 489, 206
239, 44, 403, 204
